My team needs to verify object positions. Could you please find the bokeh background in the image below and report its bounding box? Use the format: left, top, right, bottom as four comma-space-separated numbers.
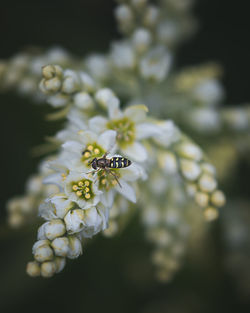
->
0, 0, 250, 312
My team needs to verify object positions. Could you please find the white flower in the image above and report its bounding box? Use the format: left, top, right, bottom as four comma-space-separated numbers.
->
89, 103, 161, 162
62, 129, 117, 172
97, 160, 145, 206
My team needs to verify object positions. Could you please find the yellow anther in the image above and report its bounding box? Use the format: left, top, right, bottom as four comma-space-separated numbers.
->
84, 151, 91, 158
76, 191, 82, 197
61, 173, 67, 181
85, 181, 90, 186
87, 145, 93, 151
85, 187, 90, 193
94, 148, 100, 154
85, 193, 91, 199
101, 179, 107, 185
78, 181, 84, 187
72, 185, 78, 191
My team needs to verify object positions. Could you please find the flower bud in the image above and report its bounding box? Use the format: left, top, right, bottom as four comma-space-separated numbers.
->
132, 28, 152, 54
51, 237, 70, 257
81, 207, 104, 238
64, 209, 85, 234
44, 219, 66, 240
41, 261, 57, 278
79, 72, 95, 93
26, 261, 41, 277
42, 64, 63, 80
199, 174, 217, 193
67, 236, 82, 259
211, 190, 226, 207
204, 207, 219, 221
180, 159, 201, 181
62, 73, 78, 94
177, 142, 203, 161
74, 92, 94, 109
33, 240, 54, 262
195, 192, 209, 208
54, 257, 66, 273
95, 88, 117, 108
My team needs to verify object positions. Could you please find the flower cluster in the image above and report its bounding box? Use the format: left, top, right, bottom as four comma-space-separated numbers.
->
2, 0, 248, 282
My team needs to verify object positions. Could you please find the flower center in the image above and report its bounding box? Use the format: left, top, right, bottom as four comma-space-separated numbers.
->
72, 179, 93, 200
81, 143, 105, 165
107, 117, 135, 148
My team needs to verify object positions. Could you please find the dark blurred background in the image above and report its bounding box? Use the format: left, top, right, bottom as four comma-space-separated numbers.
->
0, 0, 250, 312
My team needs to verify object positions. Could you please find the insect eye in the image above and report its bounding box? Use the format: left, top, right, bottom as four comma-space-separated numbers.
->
92, 159, 97, 170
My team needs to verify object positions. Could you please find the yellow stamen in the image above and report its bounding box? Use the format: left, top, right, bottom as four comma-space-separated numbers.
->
85, 181, 90, 186
76, 191, 82, 197
85, 193, 91, 199
84, 151, 91, 158
94, 148, 100, 154
87, 145, 93, 151
85, 187, 90, 193
101, 179, 107, 185
72, 185, 78, 191
78, 181, 84, 187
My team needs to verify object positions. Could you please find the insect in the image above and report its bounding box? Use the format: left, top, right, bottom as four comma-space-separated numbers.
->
82, 150, 132, 188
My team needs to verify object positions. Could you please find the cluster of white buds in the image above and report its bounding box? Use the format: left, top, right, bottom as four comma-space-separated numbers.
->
141, 176, 190, 282
155, 122, 226, 221
0, 47, 76, 98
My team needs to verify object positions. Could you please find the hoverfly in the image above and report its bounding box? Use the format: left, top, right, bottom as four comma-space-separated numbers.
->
82, 150, 132, 188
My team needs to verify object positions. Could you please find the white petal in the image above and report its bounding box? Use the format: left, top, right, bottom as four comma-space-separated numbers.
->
62, 141, 82, 155
100, 189, 115, 208
107, 97, 122, 119
78, 130, 98, 145
115, 180, 136, 203
121, 163, 147, 181
97, 130, 117, 152
135, 122, 162, 140
124, 105, 148, 123
43, 173, 64, 191
89, 116, 107, 134
122, 142, 148, 162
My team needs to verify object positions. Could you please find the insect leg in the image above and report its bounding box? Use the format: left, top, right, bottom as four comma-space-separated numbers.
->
106, 168, 122, 188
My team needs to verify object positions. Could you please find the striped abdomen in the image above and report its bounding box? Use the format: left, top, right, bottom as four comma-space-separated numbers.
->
109, 157, 132, 168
